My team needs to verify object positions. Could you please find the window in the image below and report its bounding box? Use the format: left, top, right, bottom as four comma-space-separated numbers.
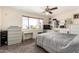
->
22, 16, 43, 29
22, 16, 29, 29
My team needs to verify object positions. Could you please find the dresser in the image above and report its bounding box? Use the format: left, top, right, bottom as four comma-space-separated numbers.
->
70, 24, 79, 34
69, 19, 79, 34
8, 26, 22, 45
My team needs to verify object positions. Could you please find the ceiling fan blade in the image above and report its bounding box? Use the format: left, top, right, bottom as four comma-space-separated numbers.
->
49, 11, 53, 14
50, 7, 58, 10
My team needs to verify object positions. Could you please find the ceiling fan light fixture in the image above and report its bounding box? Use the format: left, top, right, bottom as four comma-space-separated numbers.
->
45, 12, 50, 15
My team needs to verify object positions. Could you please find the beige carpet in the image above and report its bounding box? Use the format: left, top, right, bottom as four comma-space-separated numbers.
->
0, 39, 47, 53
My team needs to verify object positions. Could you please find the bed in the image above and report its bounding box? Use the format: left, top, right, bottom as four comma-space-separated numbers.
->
36, 32, 79, 53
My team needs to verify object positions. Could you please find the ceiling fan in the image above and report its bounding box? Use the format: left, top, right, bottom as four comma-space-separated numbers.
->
43, 6, 58, 14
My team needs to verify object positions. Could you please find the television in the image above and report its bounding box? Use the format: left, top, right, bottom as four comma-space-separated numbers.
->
60, 25, 65, 28
43, 25, 51, 30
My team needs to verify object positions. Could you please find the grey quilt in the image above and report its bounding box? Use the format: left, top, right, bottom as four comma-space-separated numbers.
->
36, 32, 79, 53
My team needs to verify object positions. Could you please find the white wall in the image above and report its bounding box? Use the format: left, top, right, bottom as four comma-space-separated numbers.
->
2, 7, 22, 30
0, 7, 46, 30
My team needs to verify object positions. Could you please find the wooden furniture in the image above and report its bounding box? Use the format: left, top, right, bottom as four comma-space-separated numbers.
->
22, 29, 43, 40
0, 31, 8, 46
22, 32, 33, 41
69, 19, 79, 34
70, 24, 79, 34
8, 26, 22, 45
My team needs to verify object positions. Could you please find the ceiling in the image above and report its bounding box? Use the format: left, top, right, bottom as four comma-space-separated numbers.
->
11, 6, 79, 17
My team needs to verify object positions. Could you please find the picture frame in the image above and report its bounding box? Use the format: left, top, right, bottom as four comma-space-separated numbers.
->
74, 14, 79, 19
